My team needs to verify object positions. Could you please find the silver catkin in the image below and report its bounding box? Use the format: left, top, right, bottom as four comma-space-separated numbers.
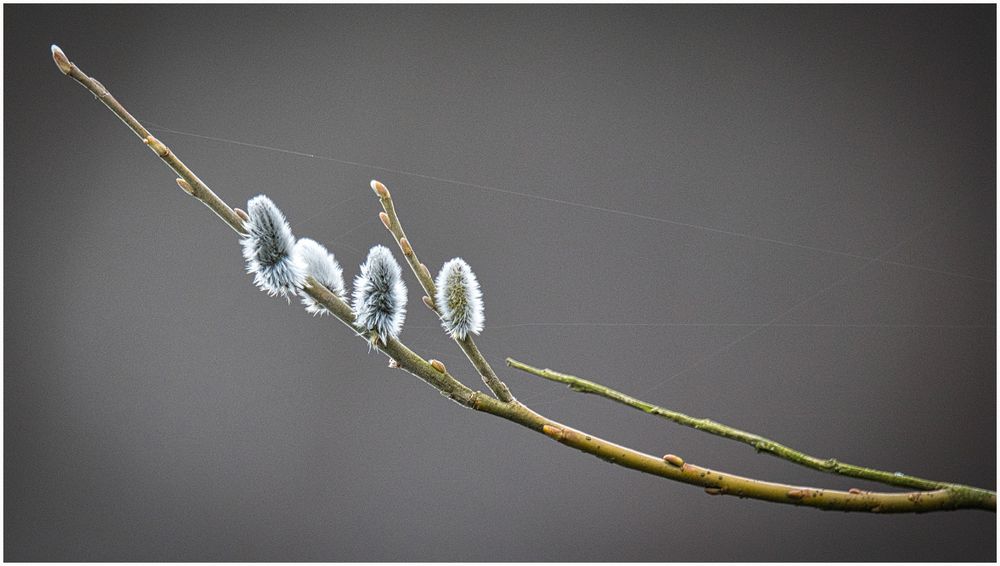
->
293, 238, 346, 314
240, 195, 305, 299
352, 245, 407, 342
435, 258, 484, 340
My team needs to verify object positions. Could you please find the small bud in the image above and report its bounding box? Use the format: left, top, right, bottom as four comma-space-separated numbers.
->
422, 295, 436, 310
434, 258, 485, 340
293, 238, 346, 314
399, 237, 413, 256
848, 488, 862, 495
419, 263, 432, 282
379, 212, 391, 229
370, 179, 390, 198
429, 359, 446, 373
786, 489, 806, 500
241, 195, 305, 299
51, 45, 71, 75
143, 135, 169, 157
541, 424, 563, 440
234, 207, 250, 222
352, 245, 407, 342
175, 178, 195, 195
663, 454, 685, 467
704, 488, 723, 496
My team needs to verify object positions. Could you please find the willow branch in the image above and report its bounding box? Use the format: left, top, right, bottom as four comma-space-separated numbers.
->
506, 358, 996, 500
371, 180, 516, 403
52, 45, 996, 514
51, 46, 245, 234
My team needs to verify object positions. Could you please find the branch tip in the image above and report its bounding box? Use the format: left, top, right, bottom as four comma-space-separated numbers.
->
51, 45, 72, 75
175, 178, 195, 195
371, 179, 390, 198
663, 454, 685, 467
379, 211, 391, 229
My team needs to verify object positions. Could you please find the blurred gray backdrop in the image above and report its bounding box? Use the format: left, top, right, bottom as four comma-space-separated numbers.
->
5, 4, 996, 561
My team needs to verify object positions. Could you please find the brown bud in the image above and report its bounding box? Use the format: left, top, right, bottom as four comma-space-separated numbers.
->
51, 45, 72, 75
541, 425, 564, 440
370, 179, 390, 198
704, 488, 723, 496
429, 359, 446, 373
234, 207, 250, 221
175, 178, 195, 195
399, 237, 413, 256
786, 489, 806, 500
144, 135, 169, 157
662, 454, 685, 467
419, 263, 432, 282
379, 211, 391, 229
421, 296, 436, 310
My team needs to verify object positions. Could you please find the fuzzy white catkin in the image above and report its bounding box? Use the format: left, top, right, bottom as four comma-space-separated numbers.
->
293, 238, 346, 314
435, 258, 484, 340
352, 245, 407, 342
240, 195, 305, 299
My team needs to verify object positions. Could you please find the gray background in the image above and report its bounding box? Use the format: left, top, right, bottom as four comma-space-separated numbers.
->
5, 4, 996, 561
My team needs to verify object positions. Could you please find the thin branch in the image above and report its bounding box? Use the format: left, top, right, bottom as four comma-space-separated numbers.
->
303, 287, 995, 514
506, 358, 996, 499
371, 180, 516, 403
52, 44, 996, 514
51, 45, 245, 234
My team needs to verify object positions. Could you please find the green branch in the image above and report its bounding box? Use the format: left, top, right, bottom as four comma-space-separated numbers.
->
506, 357, 996, 504
52, 44, 996, 514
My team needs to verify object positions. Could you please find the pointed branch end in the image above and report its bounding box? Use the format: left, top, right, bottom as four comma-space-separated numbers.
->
370, 179, 390, 199
51, 45, 72, 75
